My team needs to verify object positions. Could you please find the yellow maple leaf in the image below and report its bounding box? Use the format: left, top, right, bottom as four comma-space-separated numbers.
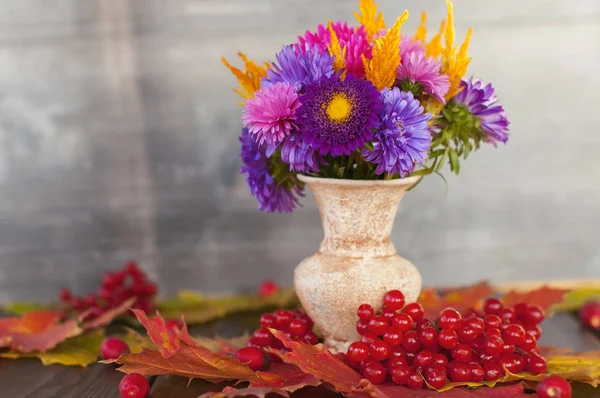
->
221, 52, 269, 106
362, 11, 408, 91
353, 0, 386, 41
327, 20, 347, 79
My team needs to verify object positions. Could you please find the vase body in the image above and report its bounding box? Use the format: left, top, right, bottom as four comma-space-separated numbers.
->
294, 175, 422, 353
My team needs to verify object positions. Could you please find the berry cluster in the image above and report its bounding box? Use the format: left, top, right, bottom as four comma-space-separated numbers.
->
59, 261, 157, 321
345, 291, 548, 389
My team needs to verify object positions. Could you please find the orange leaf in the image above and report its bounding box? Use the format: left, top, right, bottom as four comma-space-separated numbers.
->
131, 309, 193, 358
0, 310, 82, 353
419, 281, 494, 319
268, 329, 385, 397
82, 297, 136, 329
199, 386, 291, 398
251, 362, 320, 391
502, 285, 568, 312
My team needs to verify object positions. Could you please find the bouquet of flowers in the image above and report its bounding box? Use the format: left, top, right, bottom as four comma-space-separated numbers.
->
223, 0, 509, 213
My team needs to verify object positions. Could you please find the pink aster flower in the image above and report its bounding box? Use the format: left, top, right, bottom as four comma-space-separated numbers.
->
400, 35, 426, 60
297, 22, 371, 78
397, 51, 450, 103
242, 81, 301, 147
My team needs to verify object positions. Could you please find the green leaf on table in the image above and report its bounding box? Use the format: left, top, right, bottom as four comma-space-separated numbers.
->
551, 286, 600, 313
2, 302, 56, 315
156, 288, 298, 325
0, 329, 104, 367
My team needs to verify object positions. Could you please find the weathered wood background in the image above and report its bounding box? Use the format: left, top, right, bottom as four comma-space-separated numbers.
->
0, 0, 598, 302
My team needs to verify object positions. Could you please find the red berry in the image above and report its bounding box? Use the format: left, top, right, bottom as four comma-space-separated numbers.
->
391, 313, 414, 332
465, 317, 484, 335
468, 363, 485, 382
288, 319, 308, 336
274, 310, 294, 329
485, 335, 504, 356
484, 362, 505, 381
451, 343, 472, 363
369, 340, 391, 361
419, 326, 438, 347
383, 327, 403, 346
438, 329, 459, 350
485, 327, 502, 338
297, 313, 314, 329
537, 375, 572, 398
347, 342, 370, 362
402, 303, 424, 322
503, 324, 526, 345
83, 306, 104, 321
124, 261, 141, 276
59, 288, 72, 303
303, 331, 319, 345
415, 318, 433, 332
381, 307, 397, 323
484, 314, 502, 329
512, 353, 525, 373
413, 350, 434, 370
357, 304, 375, 321
357, 319, 370, 335
119, 373, 150, 398
402, 330, 422, 353
258, 280, 278, 297
260, 313, 277, 328
360, 333, 378, 345
71, 297, 85, 311
234, 347, 269, 371
483, 298, 503, 315
252, 327, 273, 347
425, 366, 448, 390
405, 351, 416, 366
361, 360, 386, 384
383, 290, 406, 311
389, 345, 407, 361
437, 308, 462, 331
84, 294, 98, 308
579, 301, 600, 330
143, 282, 157, 296
368, 315, 389, 336
407, 371, 424, 389
449, 362, 471, 382
502, 343, 515, 355
519, 333, 537, 352
389, 364, 410, 385
525, 324, 543, 341
522, 305, 545, 325
528, 354, 548, 375
497, 308, 516, 324
457, 324, 477, 343
431, 353, 448, 368
514, 302, 528, 318
101, 337, 129, 360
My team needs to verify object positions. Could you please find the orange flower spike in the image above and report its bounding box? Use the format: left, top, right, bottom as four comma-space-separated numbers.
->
327, 20, 347, 79
425, 20, 445, 59
414, 12, 428, 43
362, 10, 409, 91
441, 0, 473, 100
221, 52, 268, 105
353, 0, 386, 41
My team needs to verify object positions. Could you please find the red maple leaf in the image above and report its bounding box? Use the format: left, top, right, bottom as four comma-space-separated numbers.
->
130, 309, 197, 358
419, 281, 494, 319
82, 297, 136, 330
0, 310, 81, 352
502, 285, 568, 311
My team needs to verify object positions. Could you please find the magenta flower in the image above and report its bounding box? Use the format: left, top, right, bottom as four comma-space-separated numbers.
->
242, 81, 301, 147
400, 35, 425, 60
397, 51, 450, 103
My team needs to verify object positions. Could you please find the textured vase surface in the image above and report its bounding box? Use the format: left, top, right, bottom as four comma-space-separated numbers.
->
294, 175, 422, 353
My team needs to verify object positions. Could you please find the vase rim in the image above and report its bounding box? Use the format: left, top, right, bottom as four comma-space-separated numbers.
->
298, 174, 421, 187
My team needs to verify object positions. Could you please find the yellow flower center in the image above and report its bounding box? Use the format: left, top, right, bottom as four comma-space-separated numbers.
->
325, 93, 352, 122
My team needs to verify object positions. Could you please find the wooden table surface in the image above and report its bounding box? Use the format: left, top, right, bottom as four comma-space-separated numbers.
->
0, 312, 599, 398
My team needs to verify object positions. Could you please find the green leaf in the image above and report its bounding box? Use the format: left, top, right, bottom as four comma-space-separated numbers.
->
551, 287, 600, 312
2, 302, 55, 315
449, 148, 460, 174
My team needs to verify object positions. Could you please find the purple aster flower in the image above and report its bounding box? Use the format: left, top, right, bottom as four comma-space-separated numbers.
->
239, 128, 302, 213
453, 78, 509, 145
263, 44, 334, 89
363, 88, 432, 177
397, 51, 450, 103
280, 132, 325, 173
297, 74, 381, 156
242, 81, 300, 147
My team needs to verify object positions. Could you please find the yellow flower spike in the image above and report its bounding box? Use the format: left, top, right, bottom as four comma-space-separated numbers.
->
327, 20, 347, 79
221, 52, 268, 105
443, 0, 455, 61
414, 12, 428, 43
444, 27, 472, 99
362, 10, 408, 91
353, 0, 386, 41
425, 20, 445, 59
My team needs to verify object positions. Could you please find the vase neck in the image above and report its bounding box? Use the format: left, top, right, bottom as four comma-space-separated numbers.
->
303, 178, 416, 258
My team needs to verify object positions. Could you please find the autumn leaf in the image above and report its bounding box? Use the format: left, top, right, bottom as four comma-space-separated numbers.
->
199, 386, 291, 398
375, 381, 529, 397
0, 329, 104, 367
2, 302, 55, 315
267, 329, 384, 397
551, 286, 600, 312
502, 285, 568, 312
194, 333, 250, 354
81, 297, 136, 329
419, 281, 494, 318
156, 288, 298, 325
0, 310, 82, 352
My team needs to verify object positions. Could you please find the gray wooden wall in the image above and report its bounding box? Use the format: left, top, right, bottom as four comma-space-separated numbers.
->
0, 0, 598, 302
